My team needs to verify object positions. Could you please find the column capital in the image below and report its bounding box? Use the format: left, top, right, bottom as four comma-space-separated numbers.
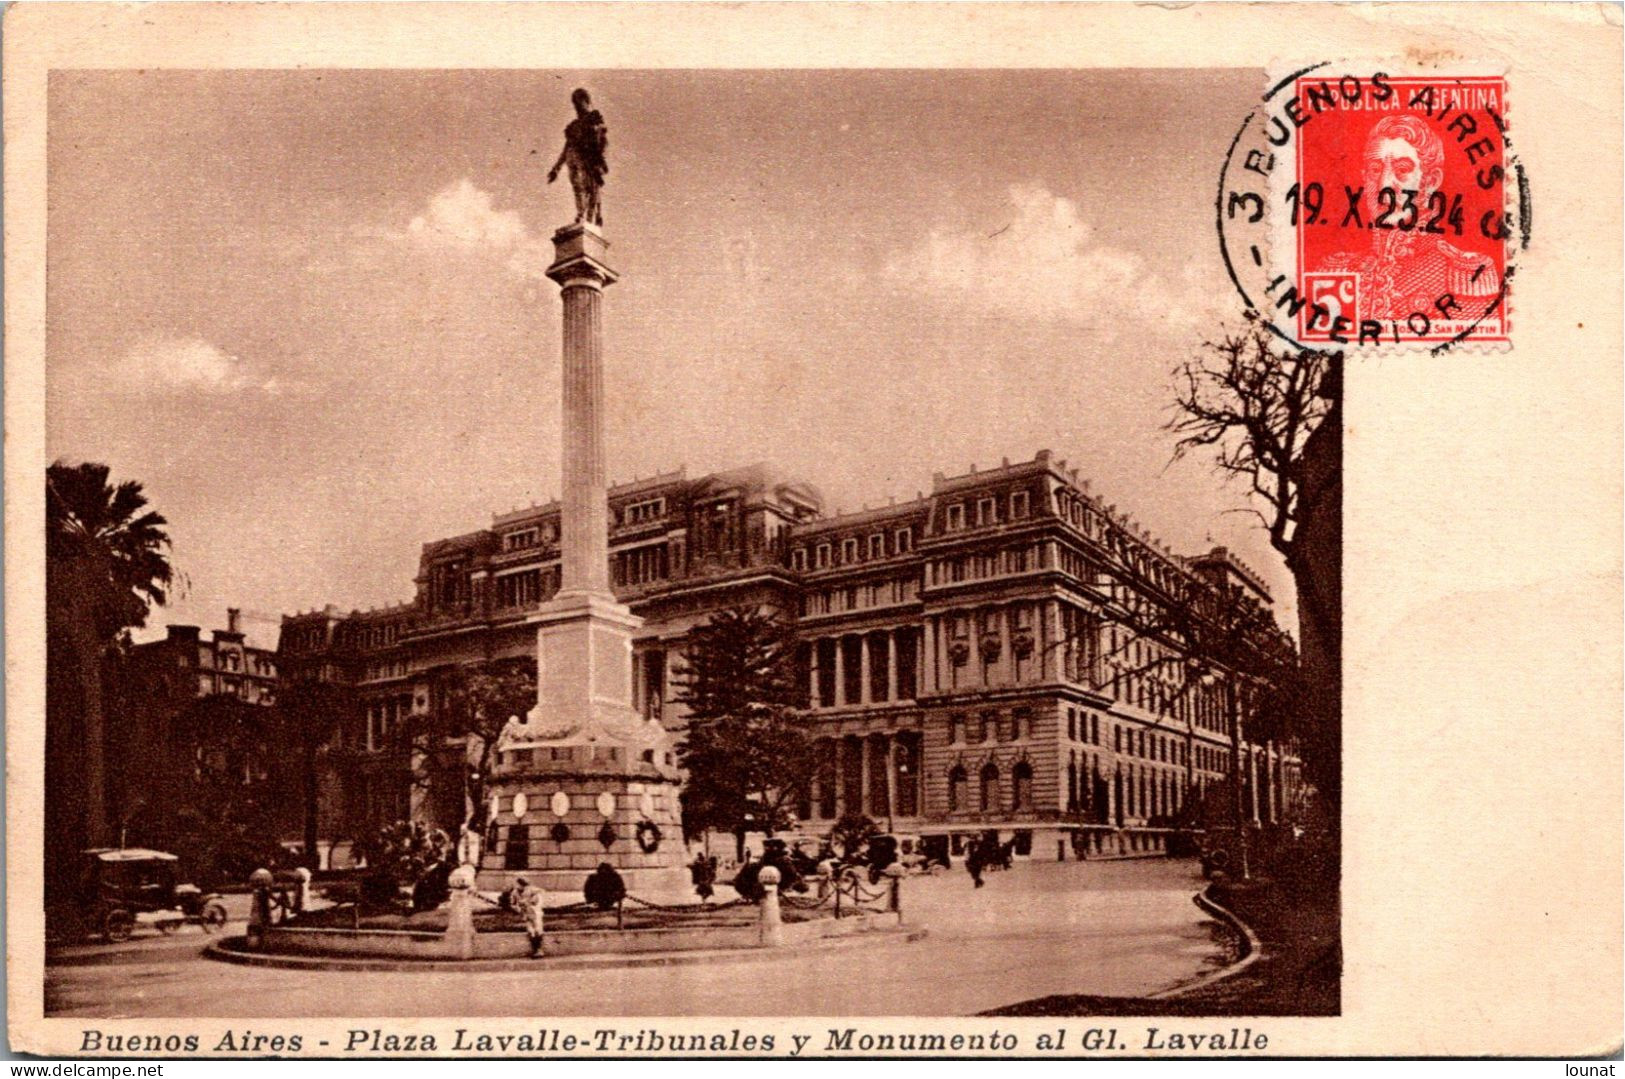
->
547, 223, 620, 289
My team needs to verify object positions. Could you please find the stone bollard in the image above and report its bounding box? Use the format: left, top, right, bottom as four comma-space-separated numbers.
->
883, 863, 906, 922
758, 865, 783, 948
247, 868, 274, 950
445, 865, 477, 961
293, 866, 313, 913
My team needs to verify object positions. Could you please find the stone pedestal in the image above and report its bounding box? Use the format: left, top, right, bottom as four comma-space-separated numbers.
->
476, 223, 687, 898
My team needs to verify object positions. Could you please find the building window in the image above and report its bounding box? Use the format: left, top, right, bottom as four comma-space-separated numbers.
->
948, 714, 963, 744
1067, 709, 1076, 741
949, 765, 968, 812
1011, 490, 1030, 518
946, 503, 965, 531
868, 533, 885, 559
496, 568, 542, 608
979, 762, 1000, 812
816, 639, 837, 706
1012, 761, 1033, 811
976, 497, 997, 526
895, 527, 912, 552
815, 543, 831, 568
791, 547, 807, 571
842, 537, 859, 563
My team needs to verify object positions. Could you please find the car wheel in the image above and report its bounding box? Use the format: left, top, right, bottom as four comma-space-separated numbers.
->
103, 909, 135, 943
201, 901, 228, 934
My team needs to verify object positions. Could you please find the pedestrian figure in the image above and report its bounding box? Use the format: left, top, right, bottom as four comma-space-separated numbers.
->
510, 877, 547, 956
583, 863, 626, 911
690, 853, 717, 902
734, 851, 763, 903
966, 841, 986, 889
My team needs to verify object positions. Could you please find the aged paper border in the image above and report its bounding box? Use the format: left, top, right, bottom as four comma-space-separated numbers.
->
6, 2, 1621, 1058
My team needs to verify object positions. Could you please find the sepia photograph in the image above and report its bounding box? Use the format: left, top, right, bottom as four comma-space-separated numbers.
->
6, 1, 1620, 1061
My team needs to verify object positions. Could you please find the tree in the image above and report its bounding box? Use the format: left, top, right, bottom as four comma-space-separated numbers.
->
45, 462, 173, 882
1046, 539, 1299, 877
161, 693, 293, 885
273, 678, 354, 869
672, 607, 813, 856
1171, 326, 1341, 823
416, 660, 536, 839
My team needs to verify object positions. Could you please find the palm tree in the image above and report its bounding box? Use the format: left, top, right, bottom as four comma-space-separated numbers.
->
46, 462, 173, 861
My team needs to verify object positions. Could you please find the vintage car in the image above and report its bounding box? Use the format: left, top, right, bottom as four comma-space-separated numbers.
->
66, 848, 229, 942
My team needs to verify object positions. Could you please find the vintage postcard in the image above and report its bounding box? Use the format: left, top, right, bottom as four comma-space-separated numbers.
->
5, 2, 1620, 1061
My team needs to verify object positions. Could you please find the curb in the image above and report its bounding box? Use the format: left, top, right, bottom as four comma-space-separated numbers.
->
204, 927, 928, 973
1147, 888, 1262, 1000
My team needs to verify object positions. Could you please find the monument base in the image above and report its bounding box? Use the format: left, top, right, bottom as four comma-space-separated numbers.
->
475, 762, 688, 901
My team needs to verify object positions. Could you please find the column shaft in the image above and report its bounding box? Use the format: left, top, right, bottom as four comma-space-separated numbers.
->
558, 280, 611, 595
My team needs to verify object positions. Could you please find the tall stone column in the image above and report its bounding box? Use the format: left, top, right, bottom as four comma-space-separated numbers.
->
550, 227, 617, 598
478, 223, 683, 896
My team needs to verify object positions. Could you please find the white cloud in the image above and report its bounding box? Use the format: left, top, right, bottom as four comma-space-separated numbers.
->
396, 179, 547, 279
883, 183, 1195, 330
120, 336, 283, 395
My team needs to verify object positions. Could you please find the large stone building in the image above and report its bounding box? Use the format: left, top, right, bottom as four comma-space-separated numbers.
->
280, 451, 1300, 865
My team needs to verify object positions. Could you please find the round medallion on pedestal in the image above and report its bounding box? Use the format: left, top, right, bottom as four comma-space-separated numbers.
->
551, 791, 571, 818
511, 792, 528, 819
596, 791, 616, 819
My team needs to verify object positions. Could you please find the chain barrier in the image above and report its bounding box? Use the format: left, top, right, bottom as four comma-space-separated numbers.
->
623, 893, 749, 913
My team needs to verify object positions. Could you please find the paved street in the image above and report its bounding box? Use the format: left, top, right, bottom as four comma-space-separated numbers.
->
46, 858, 1228, 1017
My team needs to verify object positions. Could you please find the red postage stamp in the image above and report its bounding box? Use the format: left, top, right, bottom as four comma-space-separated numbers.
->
1289, 73, 1512, 347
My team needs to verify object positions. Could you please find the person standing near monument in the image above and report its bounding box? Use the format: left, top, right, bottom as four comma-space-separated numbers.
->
509, 877, 547, 956
547, 87, 608, 227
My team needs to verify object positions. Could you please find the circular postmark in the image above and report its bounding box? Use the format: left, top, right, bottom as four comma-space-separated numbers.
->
1218, 63, 1530, 354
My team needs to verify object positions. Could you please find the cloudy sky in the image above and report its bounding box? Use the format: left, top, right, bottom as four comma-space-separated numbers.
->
46, 68, 1287, 648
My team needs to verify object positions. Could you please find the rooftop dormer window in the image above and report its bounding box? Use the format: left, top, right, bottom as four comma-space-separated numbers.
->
868, 533, 885, 559
946, 503, 965, 531
975, 497, 997, 527
504, 528, 540, 551
625, 497, 666, 525
1011, 490, 1030, 519
842, 537, 859, 563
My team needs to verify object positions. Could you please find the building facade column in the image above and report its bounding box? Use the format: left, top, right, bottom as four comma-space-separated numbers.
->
884, 736, 898, 823
859, 635, 873, 705
886, 629, 899, 702
922, 617, 938, 694
832, 637, 846, 708
858, 738, 872, 816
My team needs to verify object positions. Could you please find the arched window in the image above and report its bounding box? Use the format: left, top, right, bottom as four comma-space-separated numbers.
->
979, 762, 1000, 812
1012, 761, 1033, 811
948, 765, 968, 812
